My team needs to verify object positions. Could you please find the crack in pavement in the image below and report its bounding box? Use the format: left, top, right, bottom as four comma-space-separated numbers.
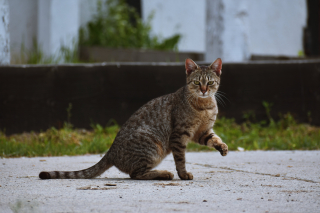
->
182, 161, 320, 184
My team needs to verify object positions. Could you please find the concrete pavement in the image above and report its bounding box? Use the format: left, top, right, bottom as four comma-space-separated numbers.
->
0, 151, 319, 212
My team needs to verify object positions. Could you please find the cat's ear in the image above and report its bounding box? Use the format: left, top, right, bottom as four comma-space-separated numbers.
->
209, 58, 222, 77
185, 58, 199, 75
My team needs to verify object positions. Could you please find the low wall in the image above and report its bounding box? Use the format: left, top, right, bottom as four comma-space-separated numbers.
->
79, 47, 204, 62
1, 60, 319, 134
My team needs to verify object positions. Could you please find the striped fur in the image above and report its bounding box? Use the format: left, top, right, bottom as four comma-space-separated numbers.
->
39, 58, 228, 180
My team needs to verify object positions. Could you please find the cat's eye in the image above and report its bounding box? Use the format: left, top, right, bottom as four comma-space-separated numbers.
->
207, 81, 214, 85
194, 81, 200, 85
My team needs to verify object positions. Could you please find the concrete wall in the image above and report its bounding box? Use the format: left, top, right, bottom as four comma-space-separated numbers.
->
247, 0, 307, 57
0, 0, 10, 64
141, 0, 307, 61
9, 0, 81, 60
8, 0, 37, 61
141, 0, 206, 53
220, 0, 250, 62
37, 0, 79, 57
8, 0, 104, 61
205, 0, 307, 62
80, 0, 107, 28
1, 61, 320, 134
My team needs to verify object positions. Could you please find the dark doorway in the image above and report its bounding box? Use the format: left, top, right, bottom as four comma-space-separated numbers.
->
304, 0, 320, 56
126, 0, 141, 17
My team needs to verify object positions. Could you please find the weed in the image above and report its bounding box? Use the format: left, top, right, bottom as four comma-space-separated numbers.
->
242, 110, 256, 123
262, 101, 273, 123
66, 103, 73, 129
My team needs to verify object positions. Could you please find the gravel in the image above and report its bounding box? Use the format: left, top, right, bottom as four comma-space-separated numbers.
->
1, 151, 319, 213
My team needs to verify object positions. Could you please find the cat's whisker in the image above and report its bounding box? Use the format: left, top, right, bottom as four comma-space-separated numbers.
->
216, 94, 226, 106
217, 94, 229, 103
214, 91, 229, 105
217, 91, 227, 95
214, 94, 226, 107
219, 99, 226, 107
215, 96, 223, 107
216, 91, 230, 103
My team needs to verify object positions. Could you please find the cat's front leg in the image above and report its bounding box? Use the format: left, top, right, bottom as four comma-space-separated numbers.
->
199, 130, 228, 156
169, 137, 193, 180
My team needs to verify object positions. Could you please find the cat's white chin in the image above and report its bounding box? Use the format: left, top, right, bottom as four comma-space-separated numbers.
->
198, 95, 210, 99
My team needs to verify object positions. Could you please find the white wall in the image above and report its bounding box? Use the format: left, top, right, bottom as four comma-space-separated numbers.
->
38, 0, 79, 57
0, 0, 9, 64
221, 0, 250, 62
9, 0, 80, 61
206, 0, 307, 62
80, 0, 100, 28
8, 0, 37, 60
247, 0, 307, 56
142, 0, 206, 53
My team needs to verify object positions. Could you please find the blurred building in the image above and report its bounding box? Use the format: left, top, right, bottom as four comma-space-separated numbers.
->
144, 0, 307, 62
2, 0, 313, 64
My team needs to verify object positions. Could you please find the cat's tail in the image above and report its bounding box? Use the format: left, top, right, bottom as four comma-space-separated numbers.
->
39, 153, 113, 179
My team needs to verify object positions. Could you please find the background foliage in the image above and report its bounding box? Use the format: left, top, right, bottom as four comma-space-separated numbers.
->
12, 0, 181, 64
79, 0, 181, 51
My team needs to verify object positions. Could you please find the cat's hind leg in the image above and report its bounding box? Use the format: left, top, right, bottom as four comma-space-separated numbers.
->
130, 166, 174, 180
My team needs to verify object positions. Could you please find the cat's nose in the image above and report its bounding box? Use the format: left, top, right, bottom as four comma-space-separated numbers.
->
201, 86, 207, 94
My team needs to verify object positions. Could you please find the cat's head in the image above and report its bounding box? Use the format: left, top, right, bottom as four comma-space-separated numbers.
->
185, 58, 222, 98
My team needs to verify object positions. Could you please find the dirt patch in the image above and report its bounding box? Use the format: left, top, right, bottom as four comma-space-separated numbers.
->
105, 183, 117, 186
153, 183, 180, 187
261, 184, 282, 188
281, 190, 312, 193
153, 183, 180, 186
77, 185, 117, 190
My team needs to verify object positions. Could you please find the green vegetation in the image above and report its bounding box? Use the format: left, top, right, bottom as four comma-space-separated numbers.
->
13, 0, 181, 65
0, 123, 118, 157
13, 38, 80, 64
187, 113, 320, 151
1, 113, 319, 157
79, 0, 181, 51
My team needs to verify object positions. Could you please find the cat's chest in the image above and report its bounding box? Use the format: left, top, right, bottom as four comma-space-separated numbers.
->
197, 109, 217, 127
189, 109, 217, 137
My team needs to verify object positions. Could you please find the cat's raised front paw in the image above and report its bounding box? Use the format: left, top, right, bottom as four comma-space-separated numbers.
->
208, 136, 228, 156
178, 172, 193, 180
218, 143, 228, 156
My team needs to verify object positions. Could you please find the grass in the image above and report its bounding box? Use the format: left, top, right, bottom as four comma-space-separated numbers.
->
0, 124, 118, 157
187, 114, 320, 151
1, 113, 319, 158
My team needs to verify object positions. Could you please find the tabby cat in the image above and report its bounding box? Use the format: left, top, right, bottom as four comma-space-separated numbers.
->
39, 58, 228, 180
